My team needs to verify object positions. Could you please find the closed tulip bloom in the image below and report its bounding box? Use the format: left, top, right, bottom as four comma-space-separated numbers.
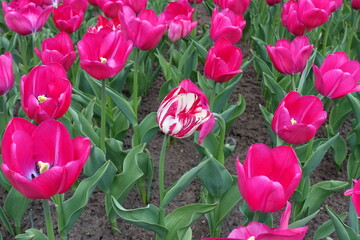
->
1, 118, 91, 199
297, 0, 335, 28
329, 0, 342, 12
201, 202, 308, 240
210, 8, 246, 44
0, 52, 15, 96
213, 0, 250, 14
157, 79, 215, 144
345, 180, 360, 216
271, 91, 327, 144
21, 64, 72, 123
53, 5, 84, 34
119, 6, 167, 50
236, 144, 302, 213
78, 30, 133, 80
281, 0, 309, 36
124, 0, 147, 13
352, 0, 360, 10
204, 38, 243, 83
35, 32, 76, 71
98, 0, 123, 18
2, 0, 52, 36
265, 0, 281, 6
313, 51, 360, 99
266, 36, 313, 75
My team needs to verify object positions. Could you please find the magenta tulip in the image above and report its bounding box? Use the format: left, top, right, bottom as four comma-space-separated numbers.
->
213, 0, 250, 14
352, 0, 360, 9
157, 79, 215, 144
1, 118, 91, 199
266, 36, 313, 75
313, 51, 360, 99
78, 30, 133, 80
236, 143, 302, 212
0, 52, 15, 96
163, 0, 197, 42
87, 15, 121, 34
124, 0, 147, 13
88, 0, 98, 6
21, 64, 72, 123
98, 0, 123, 18
271, 91, 327, 144
53, 4, 84, 34
201, 202, 308, 240
119, 6, 167, 50
265, 0, 281, 6
204, 38, 243, 83
210, 8, 246, 44
2, 0, 52, 36
297, 0, 335, 28
329, 0, 343, 12
35, 32, 76, 71
345, 180, 360, 216
281, 0, 309, 36
63, 0, 88, 12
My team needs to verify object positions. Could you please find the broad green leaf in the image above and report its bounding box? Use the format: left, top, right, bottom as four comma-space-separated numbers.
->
329, 97, 351, 132
262, 73, 286, 107
313, 213, 347, 240
251, 49, 273, 78
15, 229, 48, 240
105, 138, 129, 171
326, 206, 359, 240
4, 188, 30, 233
347, 148, 360, 181
0, 205, 14, 236
180, 228, 192, 240
289, 210, 319, 228
297, 52, 317, 94
259, 104, 277, 145
190, 36, 208, 60
156, 49, 172, 81
347, 93, 360, 123
213, 76, 241, 113
138, 112, 159, 145
220, 94, 246, 130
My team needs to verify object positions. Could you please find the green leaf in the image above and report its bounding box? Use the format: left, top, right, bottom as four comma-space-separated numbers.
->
347, 93, 360, 123
138, 112, 159, 144
289, 210, 319, 228
213, 77, 241, 113
105, 138, 128, 171
15, 229, 48, 240
262, 73, 286, 107
313, 213, 347, 240
329, 96, 351, 132
221, 94, 246, 130
0, 205, 14, 236
250, 49, 273, 78
111, 198, 168, 238
326, 206, 359, 240
4, 188, 30, 233
165, 203, 218, 240
156, 49, 172, 81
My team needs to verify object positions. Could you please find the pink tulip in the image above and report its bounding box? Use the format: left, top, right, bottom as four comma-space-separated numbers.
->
63, 0, 88, 12
35, 32, 76, 71
201, 202, 308, 240
329, 0, 343, 12
210, 8, 246, 44
119, 6, 167, 50
281, 0, 309, 36
204, 38, 243, 83
297, 0, 335, 28
124, 0, 147, 13
266, 36, 313, 75
1, 118, 91, 199
313, 51, 360, 99
157, 79, 215, 144
265, 0, 281, 6
78, 30, 133, 80
88, 0, 98, 6
345, 180, 360, 216
21, 64, 72, 123
53, 5, 84, 34
0, 52, 15, 96
236, 144, 302, 212
87, 15, 121, 34
352, 0, 360, 10
163, 0, 197, 42
213, 0, 250, 14
98, 0, 123, 18
271, 91, 327, 144
2, 0, 52, 36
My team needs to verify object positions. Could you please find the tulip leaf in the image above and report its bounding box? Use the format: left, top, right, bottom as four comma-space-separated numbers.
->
194, 132, 219, 158
221, 94, 246, 130
213, 77, 242, 113
259, 104, 277, 145
326, 206, 359, 240
302, 134, 339, 177
0, 205, 14, 236
347, 148, 360, 181
313, 213, 347, 240
288, 210, 319, 228
250, 49, 273, 79
165, 203, 218, 240
262, 72, 286, 108
0, 170, 11, 191
347, 93, 360, 123
4, 188, 30, 234
60, 160, 116, 235
156, 49, 172, 81
191, 36, 209, 60
329, 97, 352, 133
111, 197, 168, 238
297, 52, 317, 94
138, 112, 159, 145
15, 229, 48, 240
105, 138, 129, 171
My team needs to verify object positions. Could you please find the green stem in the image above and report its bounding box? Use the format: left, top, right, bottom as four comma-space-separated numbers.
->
42, 199, 56, 240
20, 36, 29, 73
132, 48, 140, 147
304, 137, 314, 162
291, 74, 296, 92
214, 113, 226, 165
32, 33, 37, 65
3, 94, 7, 125
322, 21, 330, 56
100, 79, 107, 153
53, 194, 67, 240
158, 134, 169, 240
253, 211, 260, 222
346, 10, 359, 57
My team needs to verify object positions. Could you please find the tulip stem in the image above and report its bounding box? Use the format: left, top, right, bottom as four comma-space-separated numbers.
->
100, 79, 107, 153
42, 199, 56, 240
53, 194, 67, 240
253, 211, 260, 222
304, 137, 314, 162
213, 113, 226, 165
158, 134, 169, 240
322, 21, 330, 56
291, 74, 296, 92
2, 94, 7, 126
132, 48, 140, 147
346, 10, 359, 57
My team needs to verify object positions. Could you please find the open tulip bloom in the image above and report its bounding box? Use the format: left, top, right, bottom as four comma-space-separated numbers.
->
1, 118, 91, 199
344, 179, 360, 216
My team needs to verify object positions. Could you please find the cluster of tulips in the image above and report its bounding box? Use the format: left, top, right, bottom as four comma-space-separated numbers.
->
0, 0, 360, 239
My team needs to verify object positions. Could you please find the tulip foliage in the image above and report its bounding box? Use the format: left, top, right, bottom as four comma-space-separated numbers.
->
0, 0, 359, 239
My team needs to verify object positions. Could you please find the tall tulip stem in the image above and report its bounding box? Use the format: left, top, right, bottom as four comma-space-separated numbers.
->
253, 211, 260, 222
100, 79, 107, 153
2, 94, 7, 125
214, 113, 225, 165
43, 199, 56, 240
53, 194, 67, 240
321, 21, 330, 56
291, 74, 296, 92
158, 134, 169, 240
132, 48, 140, 146
347, 10, 359, 57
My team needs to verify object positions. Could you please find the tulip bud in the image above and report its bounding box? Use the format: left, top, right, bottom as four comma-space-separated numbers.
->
352, 0, 360, 10
213, 0, 250, 14
265, 0, 281, 6
281, 0, 309, 36
0, 52, 14, 96
297, 0, 335, 28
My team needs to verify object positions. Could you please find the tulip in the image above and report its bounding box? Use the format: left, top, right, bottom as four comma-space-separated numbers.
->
213, 0, 250, 14
297, 0, 335, 28
281, 0, 309, 36
124, 0, 147, 13
236, 143, 302, 212
2, 0, 52, 36
163, 0, 198, 42
53, 5, 84, 34
78, 30, 133, 80
35, 32, 76, 71
265, 0, 281, 6
1, 118, 91, 199
272, 91, 327, 145
345, 179, 360, 216
210, 8, 246, 44
88, 0, 98, 6
204, 38, 243, 83
63, 0, 88, 12
98, 0, 123, 18
0, 52, 15, 96
313, 51, 360, 99
329, 0, 343, 12
266, 36, 313, 75
21, 64, 72, 123
87, 15, 121, 34
119, 6, 167, 50
157, 79, 215, 144
201, 202, 308, 240
352, 0, 360, 10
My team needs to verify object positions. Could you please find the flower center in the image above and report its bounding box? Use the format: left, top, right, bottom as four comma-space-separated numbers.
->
37, 161, 50, 174
247, 237, 255, 240
100, 57, 107, 63
291, 118, 297, 125
37, 95, 48, 103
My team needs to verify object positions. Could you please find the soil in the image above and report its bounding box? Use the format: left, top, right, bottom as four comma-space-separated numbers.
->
0, 3, 351, 240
